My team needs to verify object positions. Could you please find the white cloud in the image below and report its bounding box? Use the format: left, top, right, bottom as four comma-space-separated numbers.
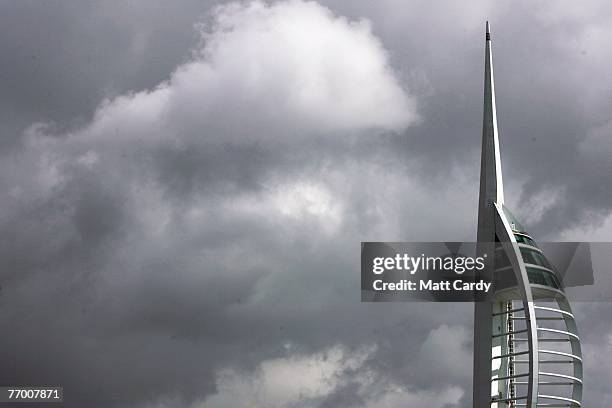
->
198, 345, 463, 408
199, 346, 362, 408
66, 0, 417, 147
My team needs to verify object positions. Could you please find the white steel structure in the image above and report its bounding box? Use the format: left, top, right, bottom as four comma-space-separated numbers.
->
473, 23, 582, 408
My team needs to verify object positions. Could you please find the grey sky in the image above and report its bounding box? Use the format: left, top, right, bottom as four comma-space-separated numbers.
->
1, 1, 611, 407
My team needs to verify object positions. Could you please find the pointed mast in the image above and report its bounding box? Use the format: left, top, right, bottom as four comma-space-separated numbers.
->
478, 21, 504, 239
483, 21, 503, 204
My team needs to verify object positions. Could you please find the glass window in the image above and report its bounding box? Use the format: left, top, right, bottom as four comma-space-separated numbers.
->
514, 234, 538, 248
526, 267, 561, 289
520, 247, 553, 270
502, 206, 526, 232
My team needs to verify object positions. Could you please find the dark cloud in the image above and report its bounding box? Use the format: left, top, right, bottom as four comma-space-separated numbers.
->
0, 0, 210, 148
1, 1, 612, 407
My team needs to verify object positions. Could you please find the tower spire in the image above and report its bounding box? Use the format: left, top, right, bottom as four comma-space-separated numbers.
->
477, 21, 504, 244
479, 21, 504, 212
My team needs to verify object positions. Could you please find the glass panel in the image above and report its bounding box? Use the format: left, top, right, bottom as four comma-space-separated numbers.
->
514, 234, 538, 248
526, 267, 561, 289
520, 247, 553, 269
502, 205, 526, 233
